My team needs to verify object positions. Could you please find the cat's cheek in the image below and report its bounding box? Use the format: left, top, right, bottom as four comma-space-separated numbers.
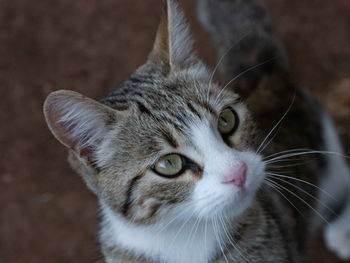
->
132, 198, 163, 223
241, 152, 266, 193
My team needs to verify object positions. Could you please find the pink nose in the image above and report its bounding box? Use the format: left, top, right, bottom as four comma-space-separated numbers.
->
221, 163, 247, 187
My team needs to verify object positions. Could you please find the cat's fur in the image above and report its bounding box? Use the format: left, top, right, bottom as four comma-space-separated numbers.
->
43, 0, 350, 262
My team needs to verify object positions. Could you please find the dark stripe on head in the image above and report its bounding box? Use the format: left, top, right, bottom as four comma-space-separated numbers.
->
129, 76, 154, 85
122, 174, 143, 216
108, 88, 130, 97
129, 77, 143, 84
132, 91, 144, 98
160, 128, 179, 148
136, 101, 152, 115
187, 102, 202, 119
196, 99, 217, 116
172, 113, 189, 128
112, 104, 130, 111
102, 96, 128, 104
100, 99, 130, 111
158, 115, 184, 134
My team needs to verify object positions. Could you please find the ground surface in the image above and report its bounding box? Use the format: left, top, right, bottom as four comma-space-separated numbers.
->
0, 0, 349, 262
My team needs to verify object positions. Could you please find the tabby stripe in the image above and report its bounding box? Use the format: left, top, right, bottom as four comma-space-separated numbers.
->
100, 98, 130, 111
129, 76, 154, 85
102, 97, 128, 104
122, 174, 143, 216
196, 99, 217, 116
108, 88, 129, 97
136, 101, 152, 115
160, 128, 179, 148
257, 197, 294, 263
171, 113, 189, 128
157, 115, 184, 133
131, 91, 144, 98
187, 102, 202, 119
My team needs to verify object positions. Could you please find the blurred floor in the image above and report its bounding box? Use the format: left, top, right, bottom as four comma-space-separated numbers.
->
0, 0, 349, 262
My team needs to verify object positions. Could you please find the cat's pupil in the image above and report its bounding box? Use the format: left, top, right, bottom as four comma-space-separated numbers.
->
167, 159, 174, 167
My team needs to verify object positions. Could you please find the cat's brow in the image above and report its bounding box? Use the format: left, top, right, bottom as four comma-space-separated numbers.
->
186, 102, 202, 120
159, 128, 179, 148
195, 99, 217, 117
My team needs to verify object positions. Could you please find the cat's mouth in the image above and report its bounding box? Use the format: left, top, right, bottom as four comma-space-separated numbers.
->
192, 157, 265, 219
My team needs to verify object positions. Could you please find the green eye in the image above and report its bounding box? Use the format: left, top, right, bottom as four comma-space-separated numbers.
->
153, 154, 183, 177
218, 107, 239, 135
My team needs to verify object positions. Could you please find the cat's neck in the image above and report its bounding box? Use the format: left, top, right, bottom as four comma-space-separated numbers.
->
99, 202, 243, 263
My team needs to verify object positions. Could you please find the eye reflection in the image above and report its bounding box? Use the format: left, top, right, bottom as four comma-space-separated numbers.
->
153, 154, 183, 177
218, 107, 239, 135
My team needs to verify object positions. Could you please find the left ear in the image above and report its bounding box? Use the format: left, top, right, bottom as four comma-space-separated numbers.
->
149, 0, 197, 72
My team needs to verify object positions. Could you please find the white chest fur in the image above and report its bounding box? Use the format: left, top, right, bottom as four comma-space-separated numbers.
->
100, 204, 227, 263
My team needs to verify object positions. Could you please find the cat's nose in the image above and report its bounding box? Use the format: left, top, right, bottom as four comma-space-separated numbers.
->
221, 163, 247, 187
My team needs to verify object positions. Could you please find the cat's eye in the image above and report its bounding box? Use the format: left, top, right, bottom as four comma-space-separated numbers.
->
153, 154, 183, 177
218, 107, 239, 135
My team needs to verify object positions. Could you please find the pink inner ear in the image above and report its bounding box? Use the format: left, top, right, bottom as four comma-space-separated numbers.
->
44, 90, 114, 159
49, 113, 92, 158
46, 106, 79, 150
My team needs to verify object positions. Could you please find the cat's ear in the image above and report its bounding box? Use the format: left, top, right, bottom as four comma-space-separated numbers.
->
43, 90, 122, 162
149, 0, 196, 72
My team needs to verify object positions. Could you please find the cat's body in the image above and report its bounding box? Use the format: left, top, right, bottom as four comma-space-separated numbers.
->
44, 0, 350, 262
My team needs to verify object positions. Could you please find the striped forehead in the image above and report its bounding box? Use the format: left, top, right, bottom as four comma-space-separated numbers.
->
102, 73, 241, 148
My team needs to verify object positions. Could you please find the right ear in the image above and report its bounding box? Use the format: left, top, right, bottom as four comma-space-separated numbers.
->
148, 0, 197, 73
43, 90, 123, 163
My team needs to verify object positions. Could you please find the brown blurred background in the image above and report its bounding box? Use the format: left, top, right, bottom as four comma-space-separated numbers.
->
0, 0, 349, 262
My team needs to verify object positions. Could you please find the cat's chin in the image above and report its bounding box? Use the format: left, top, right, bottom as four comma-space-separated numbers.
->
222, 187, 255, 219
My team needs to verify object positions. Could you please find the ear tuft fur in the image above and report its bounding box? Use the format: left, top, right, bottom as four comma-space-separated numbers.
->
150, 0, 197, 71
43, 90, 117, 158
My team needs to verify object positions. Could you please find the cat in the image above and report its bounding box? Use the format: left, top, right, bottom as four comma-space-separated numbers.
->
43, 0, 350, 262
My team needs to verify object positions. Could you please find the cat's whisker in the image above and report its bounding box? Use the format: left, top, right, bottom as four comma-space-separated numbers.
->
266, 160, 314, 169
155, 194, 216, 234
217, 215, 238, 262
214, 57, 277, 106
264, 179, 305, 217
213, 214, 230, 263
181, 214, 199, 262
264, 150, 350, 164
219, 214, 248, 263
263, 148, 312, 160
206, 31, 251, 101
204, 216, 209, 263
265, 158, 315, 171
184, 214, 201, 250
256, 126, 280, 155
266, 177, 330, 224
168, 208, 197, 251
266, 174, 337, 216
155, 203, 194, 235
265, 172, 337, 201
256, 92, 295, 154
265, 158, 306, 165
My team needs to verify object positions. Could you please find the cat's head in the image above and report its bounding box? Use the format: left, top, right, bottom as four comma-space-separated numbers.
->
44, 0, 265, 225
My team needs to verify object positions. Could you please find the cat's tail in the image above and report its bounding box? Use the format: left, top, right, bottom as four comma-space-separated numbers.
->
197, 0, 290, 97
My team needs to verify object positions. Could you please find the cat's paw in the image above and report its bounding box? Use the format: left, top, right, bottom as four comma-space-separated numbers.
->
324, 204, 350, 260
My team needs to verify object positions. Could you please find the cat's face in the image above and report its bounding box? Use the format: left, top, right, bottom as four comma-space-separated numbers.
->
44, 0, 265, 226
95, 71, 265, 225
